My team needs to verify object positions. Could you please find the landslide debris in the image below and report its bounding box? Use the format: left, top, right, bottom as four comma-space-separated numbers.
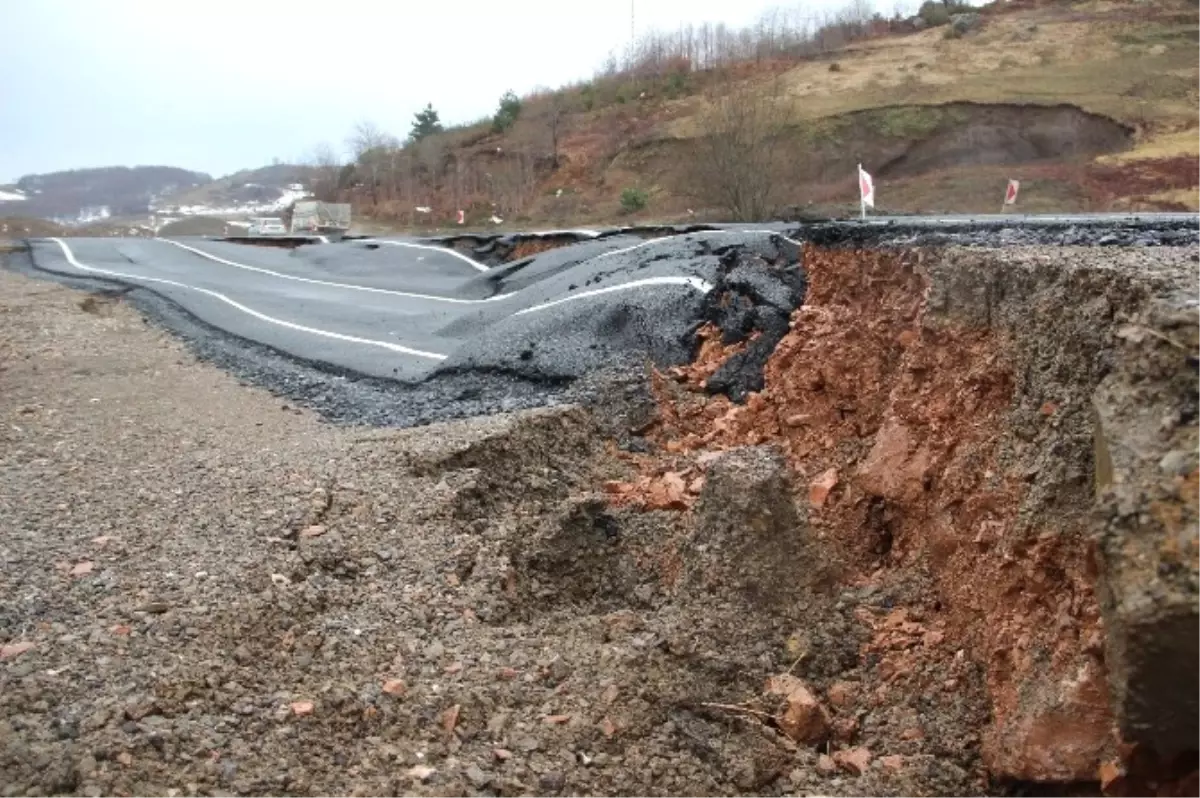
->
616, 242, 1199, 791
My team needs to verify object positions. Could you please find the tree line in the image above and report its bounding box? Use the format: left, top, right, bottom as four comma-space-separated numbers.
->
303, 0, 973, 223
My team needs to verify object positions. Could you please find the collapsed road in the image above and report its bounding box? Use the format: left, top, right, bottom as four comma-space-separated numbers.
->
15, 214, 1198, 429
2, 214, 1198, 796
20, 229, 804, 427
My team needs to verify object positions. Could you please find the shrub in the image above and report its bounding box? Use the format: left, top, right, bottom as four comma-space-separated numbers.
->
917, 0, 951, 27
492, 90, 522, 133
619, 187, 648, 213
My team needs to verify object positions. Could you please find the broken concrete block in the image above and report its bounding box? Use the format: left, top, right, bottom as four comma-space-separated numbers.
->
766, 674, 831, 745
685, 445, 807, 606
1092, 301, 1199, 758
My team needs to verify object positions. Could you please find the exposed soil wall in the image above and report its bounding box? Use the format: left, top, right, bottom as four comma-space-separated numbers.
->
645, 102, 1134, 212
611, 243, 1198, 788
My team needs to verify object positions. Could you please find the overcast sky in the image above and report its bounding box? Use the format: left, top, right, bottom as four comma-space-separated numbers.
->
1, 0, 911, 182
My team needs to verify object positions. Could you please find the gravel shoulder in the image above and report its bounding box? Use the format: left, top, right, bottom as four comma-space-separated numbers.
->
1, 269, 968, 797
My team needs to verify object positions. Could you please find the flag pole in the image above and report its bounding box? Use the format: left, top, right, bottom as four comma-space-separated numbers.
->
858, 163, 865, 220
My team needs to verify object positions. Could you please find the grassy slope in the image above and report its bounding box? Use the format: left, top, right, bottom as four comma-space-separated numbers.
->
366, 0, 1198, 230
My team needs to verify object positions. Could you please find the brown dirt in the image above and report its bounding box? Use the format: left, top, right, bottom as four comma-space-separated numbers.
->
612, 244, 1199, 787
0, 267, 987, 797
1, 238, 1196, 797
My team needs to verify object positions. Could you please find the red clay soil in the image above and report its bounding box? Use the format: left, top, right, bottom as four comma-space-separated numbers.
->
1085, 155, 1200, 206
606, 246, 1196, 790
507, 238, 566, 261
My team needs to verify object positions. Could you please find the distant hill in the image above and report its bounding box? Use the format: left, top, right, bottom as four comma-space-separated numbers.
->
155, 163, 317, 211
3, 166, 212, 223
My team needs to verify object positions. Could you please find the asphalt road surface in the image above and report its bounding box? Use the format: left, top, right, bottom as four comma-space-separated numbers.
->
26, 231, 800, 383
18, 213, 1197, 427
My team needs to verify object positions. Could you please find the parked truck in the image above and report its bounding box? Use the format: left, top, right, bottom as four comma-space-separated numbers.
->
289, 201, 351, 236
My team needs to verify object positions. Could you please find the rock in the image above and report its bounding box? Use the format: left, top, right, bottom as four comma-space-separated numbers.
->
290, 701, 314, 716
465, 765, 489, 787
687, 446, 808, 606
809, 468, 839, 508
832, 716, 858, 744
538, 772, 566, 793
981, 658, 1113, 781
857, 419, 932, 503
880, 754, 904, 772
766, 674, 830, 745
816, 754, 838, 774
833, 746, 872, 775
406, 765, 435, 782
1092, 302, 1199, 759
0, 641, 34, 659
382, 679, 407, 697
827, 681, 855, 709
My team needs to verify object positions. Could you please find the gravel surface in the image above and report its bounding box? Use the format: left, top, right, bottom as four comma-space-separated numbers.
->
3, 219, 1194, 796
0, 268, 992, 796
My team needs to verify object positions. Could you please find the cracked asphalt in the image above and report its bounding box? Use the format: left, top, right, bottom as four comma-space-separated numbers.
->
13, 215, 1197, 428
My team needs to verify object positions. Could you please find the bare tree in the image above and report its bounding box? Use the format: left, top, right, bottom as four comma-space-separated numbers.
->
306, 142, 342, 201
347, 120, 396, 207
689, 74, 795, 222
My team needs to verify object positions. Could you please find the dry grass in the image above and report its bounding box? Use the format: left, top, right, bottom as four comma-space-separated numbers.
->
1099, 128, 1200, 164
659, 1, 1198, 140
1145, 187, 1200, 210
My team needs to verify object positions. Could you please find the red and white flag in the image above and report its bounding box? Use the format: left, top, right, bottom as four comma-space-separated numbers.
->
858, 164, 875, 209
1004, 179, 1020, 205
456, 209, 465, 225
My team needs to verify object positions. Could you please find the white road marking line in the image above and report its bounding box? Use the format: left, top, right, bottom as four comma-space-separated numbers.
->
363, 239, 490, 272
595, 229, 804, 260
513, 276, 713, 316
157, 238, 511, 304
46, 238, 448, 361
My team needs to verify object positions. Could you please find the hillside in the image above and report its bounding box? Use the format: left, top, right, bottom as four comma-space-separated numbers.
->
152, 162, 317, 214
322, 0, 1198, 228
0, 166, 211, 223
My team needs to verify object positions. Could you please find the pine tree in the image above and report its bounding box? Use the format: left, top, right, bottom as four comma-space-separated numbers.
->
491, 90, 522, 133
409, 103, 444, 142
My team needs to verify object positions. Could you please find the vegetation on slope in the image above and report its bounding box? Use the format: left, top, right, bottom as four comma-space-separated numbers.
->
307, 0, 1197, 227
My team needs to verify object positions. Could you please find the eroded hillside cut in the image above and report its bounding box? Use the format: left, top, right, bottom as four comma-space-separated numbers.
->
606, 241, 1198, 791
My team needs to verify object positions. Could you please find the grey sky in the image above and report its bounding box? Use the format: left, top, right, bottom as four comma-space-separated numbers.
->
1, 0, 910, 181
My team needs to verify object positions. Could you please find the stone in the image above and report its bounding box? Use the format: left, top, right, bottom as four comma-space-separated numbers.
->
949, 12, 981, 34
981, 658, 1113, 781
809, 468, 839, 508
766, 674, 830, 745
465, 765, 489, 787
833, 746, 872, 776
687, 446, 808, 606
1092, 302, 1199, 759
857, 418, 932, 503
827, 681, 855, 709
